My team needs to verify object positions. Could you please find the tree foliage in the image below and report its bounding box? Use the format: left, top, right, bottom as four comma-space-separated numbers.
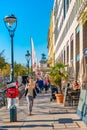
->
2, 64, 10, 77
0, 50, 6, 70
14, 62, 27, 78
0, 50, 28, 78
49, 62, 68, 93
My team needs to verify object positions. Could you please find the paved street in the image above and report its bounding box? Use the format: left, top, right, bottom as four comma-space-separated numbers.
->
0, 91, 87, 130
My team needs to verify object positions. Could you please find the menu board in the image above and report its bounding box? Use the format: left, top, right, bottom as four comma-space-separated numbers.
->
77, 89, 87, 119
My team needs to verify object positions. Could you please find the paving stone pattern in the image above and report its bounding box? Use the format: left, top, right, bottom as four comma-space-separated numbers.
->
0, 91, 87, 130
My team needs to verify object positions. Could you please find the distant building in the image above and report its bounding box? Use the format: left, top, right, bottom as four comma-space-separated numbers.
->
39, 61, 47, 68
39, 53, 47, 68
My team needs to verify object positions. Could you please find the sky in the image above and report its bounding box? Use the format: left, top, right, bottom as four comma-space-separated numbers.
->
0, 0, 53, 66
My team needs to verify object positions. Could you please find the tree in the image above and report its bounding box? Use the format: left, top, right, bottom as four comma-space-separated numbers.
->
0, 50, 6, 70
2, 63, 10, 77
14, 62, 27, 78
0, 50, 11, 77
49, 62, 68, 94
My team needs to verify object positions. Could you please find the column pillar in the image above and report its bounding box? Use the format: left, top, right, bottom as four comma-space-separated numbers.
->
79, 24, 83, 84
73, 29, 76, 79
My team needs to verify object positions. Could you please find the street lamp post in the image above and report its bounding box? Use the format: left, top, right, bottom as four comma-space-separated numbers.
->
4, 14, 17, 122
4, 14, 17, 82
25, 50, 31, 76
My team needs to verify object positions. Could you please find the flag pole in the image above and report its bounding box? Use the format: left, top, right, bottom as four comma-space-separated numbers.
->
30, 36, 37, 76
30, 36, 33, 74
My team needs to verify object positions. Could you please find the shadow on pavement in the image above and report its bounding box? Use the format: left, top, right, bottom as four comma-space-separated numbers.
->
1, 124, 52, 129
56, 117, 82, 123
58, 118, 73, 123
0, 129, 8, 130
49, 111, 77, 114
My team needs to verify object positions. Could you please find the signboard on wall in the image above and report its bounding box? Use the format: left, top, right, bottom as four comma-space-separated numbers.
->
77, 89, 87, 119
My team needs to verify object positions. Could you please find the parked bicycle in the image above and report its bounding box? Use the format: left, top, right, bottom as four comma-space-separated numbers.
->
0, 89, 7, 108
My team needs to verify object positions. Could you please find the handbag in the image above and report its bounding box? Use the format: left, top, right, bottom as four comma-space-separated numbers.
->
24, 88, 28, 96
33, 89, 37, 98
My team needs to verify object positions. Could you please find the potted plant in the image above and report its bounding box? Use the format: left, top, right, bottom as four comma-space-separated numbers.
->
49, 62, 68, 104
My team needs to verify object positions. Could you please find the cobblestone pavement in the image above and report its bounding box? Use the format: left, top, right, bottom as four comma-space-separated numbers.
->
0, 91, 87, 130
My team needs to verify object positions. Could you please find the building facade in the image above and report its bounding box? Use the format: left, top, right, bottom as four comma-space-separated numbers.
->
48, 10, 54, 67
53, 0, 87, 82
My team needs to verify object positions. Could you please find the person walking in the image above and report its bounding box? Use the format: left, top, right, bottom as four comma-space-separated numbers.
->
73, 81, 79, 90
44, 77, 49, 93
25, 76, 35, 115
38, 77, 44, 93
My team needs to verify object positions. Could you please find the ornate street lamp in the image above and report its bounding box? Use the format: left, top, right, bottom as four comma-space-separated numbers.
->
4, 14, 17, 122
4, 14, 17, 82
25, 50, 31, 76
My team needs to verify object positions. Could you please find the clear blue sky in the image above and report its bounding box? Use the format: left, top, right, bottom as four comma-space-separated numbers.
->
0, 0, 53, 65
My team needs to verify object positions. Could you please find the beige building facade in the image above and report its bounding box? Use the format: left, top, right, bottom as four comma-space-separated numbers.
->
53, 0, 87, 82
48, 10, 54, 67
